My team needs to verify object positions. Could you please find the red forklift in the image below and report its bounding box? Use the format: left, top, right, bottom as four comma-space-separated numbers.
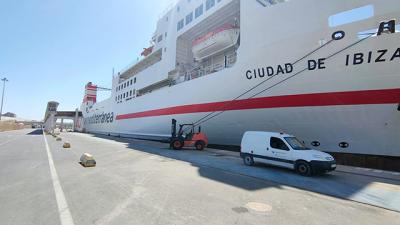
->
170, 119, 208, 150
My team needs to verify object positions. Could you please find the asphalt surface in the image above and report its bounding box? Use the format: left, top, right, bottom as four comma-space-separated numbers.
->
0, 129, 399, 225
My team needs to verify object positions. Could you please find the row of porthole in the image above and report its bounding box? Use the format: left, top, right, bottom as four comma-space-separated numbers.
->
311, 141, 349, 149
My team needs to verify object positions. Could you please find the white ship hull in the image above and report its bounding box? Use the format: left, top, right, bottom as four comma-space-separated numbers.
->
81, 0, 400, 158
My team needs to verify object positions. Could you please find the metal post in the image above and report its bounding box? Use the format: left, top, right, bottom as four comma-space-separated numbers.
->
61, 118, 64, 132
0, 78, 9, 121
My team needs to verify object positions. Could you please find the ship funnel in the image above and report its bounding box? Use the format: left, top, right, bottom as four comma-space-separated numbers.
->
83, 82, 97, 104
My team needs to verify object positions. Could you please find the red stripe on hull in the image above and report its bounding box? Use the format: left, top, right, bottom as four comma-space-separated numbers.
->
116, 89, 400, 120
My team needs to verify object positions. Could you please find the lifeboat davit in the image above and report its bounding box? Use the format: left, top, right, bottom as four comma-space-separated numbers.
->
192, 24, 239, 60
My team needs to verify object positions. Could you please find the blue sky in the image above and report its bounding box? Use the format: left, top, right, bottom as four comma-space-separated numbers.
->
0, 0, 174, 120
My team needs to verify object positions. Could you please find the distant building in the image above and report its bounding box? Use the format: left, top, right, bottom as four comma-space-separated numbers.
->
2, 112, 16, 118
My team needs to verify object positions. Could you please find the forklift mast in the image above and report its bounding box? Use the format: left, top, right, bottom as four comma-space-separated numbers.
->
171, 119, 177, 138
171, 119, 202, 138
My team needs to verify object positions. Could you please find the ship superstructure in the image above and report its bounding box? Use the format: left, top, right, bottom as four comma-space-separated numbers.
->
81, 0, 400, 166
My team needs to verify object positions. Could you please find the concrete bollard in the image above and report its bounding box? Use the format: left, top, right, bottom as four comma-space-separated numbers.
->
63, 142, 71, 148
80, 153, 96, 167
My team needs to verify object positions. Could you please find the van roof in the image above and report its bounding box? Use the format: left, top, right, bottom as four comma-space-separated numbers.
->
243, 131, 294, 138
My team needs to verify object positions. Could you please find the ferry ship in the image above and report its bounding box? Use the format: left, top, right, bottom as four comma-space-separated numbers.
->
80, 0, 400, 168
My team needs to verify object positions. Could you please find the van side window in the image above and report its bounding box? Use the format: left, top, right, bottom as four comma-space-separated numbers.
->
270, 137, 289, 151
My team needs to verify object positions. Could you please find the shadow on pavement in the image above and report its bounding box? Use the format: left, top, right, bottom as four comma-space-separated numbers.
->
89, 133, 400, 212
26, 129, 43, 135
91, 134, 281, 191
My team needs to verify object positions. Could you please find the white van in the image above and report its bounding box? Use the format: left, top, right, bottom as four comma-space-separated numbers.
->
240, 131, 336, 176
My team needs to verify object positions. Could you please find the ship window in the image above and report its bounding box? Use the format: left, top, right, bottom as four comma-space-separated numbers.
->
157, 35, 163, 43
206, 0, 215, 11
195, 4, 203, 18
186, 12, 193, 25
130, 90, 133, 96
123, 93, 125, 98
134, 77, 137, 83
329, 5, 374, 27
177, 19, 184, 31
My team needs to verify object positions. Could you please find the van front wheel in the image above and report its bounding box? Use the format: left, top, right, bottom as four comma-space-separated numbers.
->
296, 161, 312, 176
243, 155, 254, 166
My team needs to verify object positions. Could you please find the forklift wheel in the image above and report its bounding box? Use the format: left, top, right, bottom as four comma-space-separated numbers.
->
172, 140, 184, 150
195, 141, 205, 151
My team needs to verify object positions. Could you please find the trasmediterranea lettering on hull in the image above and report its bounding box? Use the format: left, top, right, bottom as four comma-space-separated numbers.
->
84, 112, 115, 125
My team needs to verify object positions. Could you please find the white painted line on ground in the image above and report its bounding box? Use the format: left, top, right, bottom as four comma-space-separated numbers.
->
43, 133, 75, 225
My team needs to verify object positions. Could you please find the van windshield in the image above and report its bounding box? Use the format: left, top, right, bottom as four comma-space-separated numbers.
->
284, 137, 310, 150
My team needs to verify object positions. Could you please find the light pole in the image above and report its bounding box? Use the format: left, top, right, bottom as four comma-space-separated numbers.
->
0, 78, 9, 121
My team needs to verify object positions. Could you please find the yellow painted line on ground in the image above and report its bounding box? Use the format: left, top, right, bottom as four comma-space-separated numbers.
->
43, 132, 75, 225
